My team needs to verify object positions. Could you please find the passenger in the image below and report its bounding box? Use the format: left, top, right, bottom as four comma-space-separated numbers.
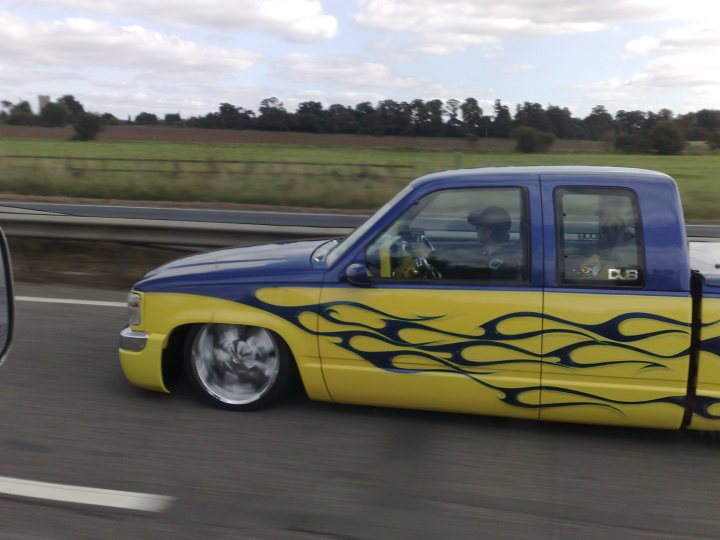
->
579, 200, 638, 281
598, 200, 628, 256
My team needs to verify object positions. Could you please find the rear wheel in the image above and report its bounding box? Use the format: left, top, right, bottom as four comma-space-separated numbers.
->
186, 323, 290, 410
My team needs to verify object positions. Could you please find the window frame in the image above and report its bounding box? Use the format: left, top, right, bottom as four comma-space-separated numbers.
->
554, 186, 646, 289
363, 185, 532, 286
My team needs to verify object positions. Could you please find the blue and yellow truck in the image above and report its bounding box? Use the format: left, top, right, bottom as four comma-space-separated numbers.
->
119, 166, 720, 431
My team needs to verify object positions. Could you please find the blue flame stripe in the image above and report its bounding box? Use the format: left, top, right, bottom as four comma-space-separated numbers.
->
699, 335, 720, 356
693, 395, 720, 420
248, 292, 710, 417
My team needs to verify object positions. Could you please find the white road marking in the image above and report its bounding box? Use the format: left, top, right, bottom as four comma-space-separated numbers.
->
7, 296, 170, 512
15, 296, 125, 308
0, 476, 174, 512
6, 295, 173, 511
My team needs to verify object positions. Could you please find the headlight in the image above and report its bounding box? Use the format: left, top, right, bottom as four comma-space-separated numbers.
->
127, 292, 142, 327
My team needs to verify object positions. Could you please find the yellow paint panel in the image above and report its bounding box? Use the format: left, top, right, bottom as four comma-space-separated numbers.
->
496, 315, 544, 336
397, 328, 481, 347
543, 292, 691, 383
698, 298, 720, 387
697, 351, 720, 389
124, 290, 331, 402
317, 287, 543, 418
690, 298, 720, 430
119, 333, 169, 393
689, 386, 720, 431
540, 374, 685, 429
124, 285, 711, 430
320, 304, 389, 330
619, 317, 688, 337
255, 287, 322, 307
462, 344, 539, 364
542, 292, 691, 429
323, 358, 540, 419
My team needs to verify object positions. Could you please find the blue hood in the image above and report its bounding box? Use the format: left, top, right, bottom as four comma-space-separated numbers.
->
135, 239, 332, 293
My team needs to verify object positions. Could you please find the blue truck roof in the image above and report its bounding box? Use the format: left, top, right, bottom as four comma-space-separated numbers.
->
411, 166, 674, 189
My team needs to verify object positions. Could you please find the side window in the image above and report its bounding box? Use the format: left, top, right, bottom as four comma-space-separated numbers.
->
365, 187, 528, 283
556, 187, 644, 287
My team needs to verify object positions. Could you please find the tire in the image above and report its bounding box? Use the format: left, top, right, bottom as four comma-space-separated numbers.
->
185, 323, 291, 411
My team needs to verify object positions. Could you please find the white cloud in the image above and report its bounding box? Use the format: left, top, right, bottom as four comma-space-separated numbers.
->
280, 90, 386, 111
576, 12, 720, 113
84, 91, 217, 117
274, 53, 422, 89
354, 0, 720, 55
625, 36, 661, 55
599, 20, 720, 111
2, 1, 717, 119
326, 91, 385, 104
409, 34, 501, 55
626, 25, 720, 56
32, 0, 338, 42
576, 77, 635, 104
0, 65, 75, 87
641, 51, 720, 88
0, 11, 261, 77
502, 64, 539, 74
580, 50, 720, 112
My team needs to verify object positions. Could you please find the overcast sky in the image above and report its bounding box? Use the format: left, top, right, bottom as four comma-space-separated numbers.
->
1, 0, 718, 120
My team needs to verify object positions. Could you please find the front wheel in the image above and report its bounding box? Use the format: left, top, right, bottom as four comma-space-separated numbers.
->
186, 323, 291, 410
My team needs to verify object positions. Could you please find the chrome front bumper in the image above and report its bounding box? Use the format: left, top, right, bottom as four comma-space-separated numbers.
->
119, 327, 149, 352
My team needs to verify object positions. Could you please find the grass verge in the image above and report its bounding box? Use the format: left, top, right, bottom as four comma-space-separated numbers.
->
0, 138, 718, 219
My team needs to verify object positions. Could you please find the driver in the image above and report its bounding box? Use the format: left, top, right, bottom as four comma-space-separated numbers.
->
467, 206, 519, 274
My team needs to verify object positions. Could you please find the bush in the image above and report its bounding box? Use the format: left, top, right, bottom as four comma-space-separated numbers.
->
101, 113, 122, 126
685, 126, 712, 141
72, 113, 104, 141
650, 120, 686, 155
6, 111, 36, 126
614, 133, 652, 154
40, 102, 69, 127
707, 132, 720, 151
512, 126, 555, 153
135, 112, 159, 124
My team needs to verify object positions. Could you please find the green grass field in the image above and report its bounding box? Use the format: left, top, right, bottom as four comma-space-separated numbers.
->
1, 137, 718, 219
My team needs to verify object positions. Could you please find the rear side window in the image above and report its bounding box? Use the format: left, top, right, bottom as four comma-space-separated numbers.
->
556, 187, 644, 287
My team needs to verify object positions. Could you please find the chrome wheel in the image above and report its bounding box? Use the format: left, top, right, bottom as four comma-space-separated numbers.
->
188, 324, 284, 408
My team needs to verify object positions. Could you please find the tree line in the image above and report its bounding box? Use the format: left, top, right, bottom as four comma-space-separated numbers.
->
2, 95, 719, 154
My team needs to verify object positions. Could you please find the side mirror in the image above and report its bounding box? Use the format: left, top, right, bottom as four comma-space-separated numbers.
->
344, 263, 371, 287
0, 229, 14, 367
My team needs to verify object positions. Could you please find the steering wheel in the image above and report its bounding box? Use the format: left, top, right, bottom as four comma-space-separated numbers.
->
378, 231, 440, 279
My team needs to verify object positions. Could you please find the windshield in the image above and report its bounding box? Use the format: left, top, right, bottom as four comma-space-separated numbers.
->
326, 184, 414, 266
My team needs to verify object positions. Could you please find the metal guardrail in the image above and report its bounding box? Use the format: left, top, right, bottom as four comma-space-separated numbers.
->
0, 206, 718, 249
0, 213, 353, 248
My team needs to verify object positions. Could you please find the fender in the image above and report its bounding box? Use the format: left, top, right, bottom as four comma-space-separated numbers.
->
128, 289, 332, 402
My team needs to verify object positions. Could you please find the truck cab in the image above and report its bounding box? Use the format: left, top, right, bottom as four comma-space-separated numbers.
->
321, 166, 696, 429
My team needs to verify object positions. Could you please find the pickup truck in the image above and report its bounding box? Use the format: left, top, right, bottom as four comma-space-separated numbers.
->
119, 166, 720, 431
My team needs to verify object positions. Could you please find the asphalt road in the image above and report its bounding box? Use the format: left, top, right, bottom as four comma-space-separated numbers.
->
3, 282, 720, 539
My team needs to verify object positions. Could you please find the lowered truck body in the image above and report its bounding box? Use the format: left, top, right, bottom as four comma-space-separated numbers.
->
119, 166, 720, 430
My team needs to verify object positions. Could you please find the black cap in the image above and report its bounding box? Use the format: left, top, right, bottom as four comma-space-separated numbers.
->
467, 206, 511, 233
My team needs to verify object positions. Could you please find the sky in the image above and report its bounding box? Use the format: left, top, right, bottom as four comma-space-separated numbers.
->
1, 0, 719, 120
